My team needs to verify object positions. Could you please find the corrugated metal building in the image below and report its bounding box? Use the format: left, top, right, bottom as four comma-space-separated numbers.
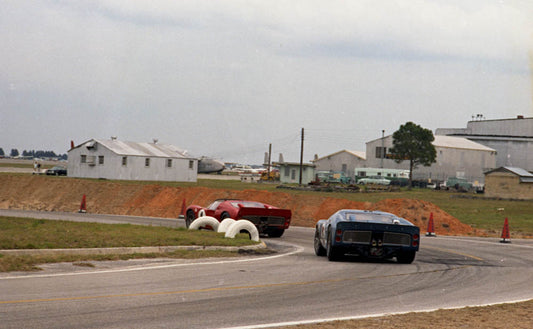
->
436, 116, 533, 172
312, 150, 366, 180
365, 135, 496, 183
67, 138, 198, 182
484, 167, 533, 200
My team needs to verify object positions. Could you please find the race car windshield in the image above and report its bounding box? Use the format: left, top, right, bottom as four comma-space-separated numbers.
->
207, 200, 224, 210
345, 212, 412, 225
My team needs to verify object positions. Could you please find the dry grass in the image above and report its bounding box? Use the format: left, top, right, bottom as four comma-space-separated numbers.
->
285, 299, 533, 329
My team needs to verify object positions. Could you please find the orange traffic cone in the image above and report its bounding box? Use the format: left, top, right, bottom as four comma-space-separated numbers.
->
180, 199, 187, 218
425, 212, 436, 236
79, 194, 87, 213
500, 217, 511, 243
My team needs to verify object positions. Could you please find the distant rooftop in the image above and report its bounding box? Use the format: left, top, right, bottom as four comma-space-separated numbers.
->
74, 138, 194, 159
432, 135, 495, 152
313, 149, 366, 162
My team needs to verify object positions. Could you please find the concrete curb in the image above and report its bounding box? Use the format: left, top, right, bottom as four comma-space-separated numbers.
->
0, 241, 267, 256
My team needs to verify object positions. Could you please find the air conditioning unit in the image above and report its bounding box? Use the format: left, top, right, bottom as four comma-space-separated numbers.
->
87, 156, 96, 166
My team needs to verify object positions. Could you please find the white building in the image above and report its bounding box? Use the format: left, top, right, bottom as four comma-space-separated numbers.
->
68, 138, 198, 182
275, 161, 316, 185
365, 135, 496, 183
436, 116, 533, 172
312, 150, 366, 180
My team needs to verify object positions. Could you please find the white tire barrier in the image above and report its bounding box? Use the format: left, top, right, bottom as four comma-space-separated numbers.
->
198, 209, 206, 217
188, 216, 219, 231
225, 220, 260, 242
217, 218, 236, 233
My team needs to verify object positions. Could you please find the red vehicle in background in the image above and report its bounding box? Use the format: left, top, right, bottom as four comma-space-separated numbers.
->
185, 199, 291, 237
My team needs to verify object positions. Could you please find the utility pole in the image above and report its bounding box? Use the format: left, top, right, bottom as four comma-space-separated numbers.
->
380, 129, 385, 169
299, 128, 304, 186
267, 143, 272, 179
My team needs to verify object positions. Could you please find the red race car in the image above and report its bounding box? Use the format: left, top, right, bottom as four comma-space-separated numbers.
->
185, 199, 291, 237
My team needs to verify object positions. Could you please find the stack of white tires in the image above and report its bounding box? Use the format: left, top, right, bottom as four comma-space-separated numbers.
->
188, 216, 260, 242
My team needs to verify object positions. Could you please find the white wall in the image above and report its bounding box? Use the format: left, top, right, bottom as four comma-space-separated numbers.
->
68, 144, 197, 182
365, 136, 496, 183
313, 151, 366, 179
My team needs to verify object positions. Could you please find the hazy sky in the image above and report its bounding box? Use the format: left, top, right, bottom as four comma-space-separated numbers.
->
2, 1, 532, 163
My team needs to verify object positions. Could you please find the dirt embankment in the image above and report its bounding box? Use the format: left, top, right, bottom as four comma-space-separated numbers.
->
0, 175, 477, 236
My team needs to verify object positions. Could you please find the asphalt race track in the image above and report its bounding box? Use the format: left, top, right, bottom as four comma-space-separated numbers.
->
1, 210, 532, 329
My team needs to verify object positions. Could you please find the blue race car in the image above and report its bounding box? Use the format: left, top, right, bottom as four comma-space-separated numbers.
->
314, 209, 420, 263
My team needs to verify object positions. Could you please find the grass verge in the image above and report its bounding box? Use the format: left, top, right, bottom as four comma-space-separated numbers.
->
0, 249, 273, 272
0, 216, 261, 272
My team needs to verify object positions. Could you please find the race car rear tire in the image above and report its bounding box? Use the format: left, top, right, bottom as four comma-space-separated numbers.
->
267, 228, 284, 238
397, 251, 416, 264
217, 218, 236, 233
225, 220, 260, 242
188, 216, 219, 231
314, 230, 326, 256
326, 230, 341, 261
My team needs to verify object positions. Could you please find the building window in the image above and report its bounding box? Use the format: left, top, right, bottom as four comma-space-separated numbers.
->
122, 157, 127, 166
284, 167, 290, 177
189, 160, 194, 169
291, 169, 296, 180
81, 155, 87, 163
342, 164, 347, 173
375, 147, 386, 159
145, 158, 150, 167
98, 156, 104, 165
167, 159, 172, 168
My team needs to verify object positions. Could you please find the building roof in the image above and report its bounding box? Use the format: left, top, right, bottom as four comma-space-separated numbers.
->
72, 139, 195, 159
313, 149, 366, 162
367, 134, 495, 152
432, 135, 495, 152
485, 167, 533, 183
273, 161, 315, 167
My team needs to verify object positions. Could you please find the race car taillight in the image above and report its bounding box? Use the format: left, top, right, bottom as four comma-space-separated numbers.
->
335, 229, 342, 242
412, 233, 419, 247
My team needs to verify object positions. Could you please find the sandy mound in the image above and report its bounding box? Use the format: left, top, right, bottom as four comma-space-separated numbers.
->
0, 175, 477, 236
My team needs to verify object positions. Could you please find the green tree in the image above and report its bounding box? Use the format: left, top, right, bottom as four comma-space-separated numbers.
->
389, 122, 436, 188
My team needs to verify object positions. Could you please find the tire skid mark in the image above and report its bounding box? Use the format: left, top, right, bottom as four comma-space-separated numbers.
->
0, 265, 471, 305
